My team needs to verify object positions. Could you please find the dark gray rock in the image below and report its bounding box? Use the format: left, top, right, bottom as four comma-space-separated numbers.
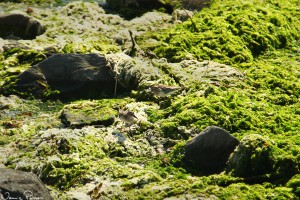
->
2, 53, 147, 99
0, 168, 52, 200
14, 53, 117, 99
0, 14, 45, 39
183, 125, 239, 174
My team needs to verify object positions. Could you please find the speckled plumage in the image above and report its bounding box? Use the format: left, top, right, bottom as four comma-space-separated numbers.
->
150, 84, 181, 97
118, 109, 137, 124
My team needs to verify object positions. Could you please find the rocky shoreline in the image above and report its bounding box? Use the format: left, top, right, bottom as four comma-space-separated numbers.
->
0, 0, 299, 199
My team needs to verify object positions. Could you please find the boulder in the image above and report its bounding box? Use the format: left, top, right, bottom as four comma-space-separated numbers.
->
2, 53, 155, 99
183, 126, 239, 174
13, 53, 118, 99
0, 14, 45, 39
0, 168, 52, 200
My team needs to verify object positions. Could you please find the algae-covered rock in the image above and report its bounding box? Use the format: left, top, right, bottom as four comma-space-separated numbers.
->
7, 126, 158, 189
105, 53, 163, 90
184, 126, 239, 174
60, 100, 117, 128
151, 58, 244, 88
226, 134, 276, 177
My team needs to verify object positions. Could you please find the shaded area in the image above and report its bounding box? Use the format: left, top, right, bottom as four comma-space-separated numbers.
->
105, 0, 174, 20
0, 14, 45, 40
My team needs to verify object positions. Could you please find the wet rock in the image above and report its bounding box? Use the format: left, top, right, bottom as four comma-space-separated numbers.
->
60, 101, 117, 128
226, 134, 276, 178
0, 168, 52, 200
0, 14, 45, 40
12, 53, 117, 99
183, 126, 239, 174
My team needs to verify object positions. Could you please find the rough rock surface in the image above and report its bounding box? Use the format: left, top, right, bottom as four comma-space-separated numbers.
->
184, 126, 240, 174
226, 134, 276, 177
0, 168, 52, 200
0, 14, 45, 39
151, 59, 244, 88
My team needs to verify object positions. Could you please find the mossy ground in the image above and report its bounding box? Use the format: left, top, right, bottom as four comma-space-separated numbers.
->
0, 0, 300, 199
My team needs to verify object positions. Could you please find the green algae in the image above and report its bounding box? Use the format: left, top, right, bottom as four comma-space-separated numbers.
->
60, 100, 119, 128
226, 134, 277, 178
0, 0, 300, 199
0, 48, 47, 82
147, 0, 300, 65
287, 174, 300, 197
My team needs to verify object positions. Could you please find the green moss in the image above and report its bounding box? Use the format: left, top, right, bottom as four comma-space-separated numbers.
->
60, 98, 134, 128
226, 134, 277, 177
0, 0, 300, 198
39, 155, 89, 190
287, 174, 300, 196
148, 0, 300, 65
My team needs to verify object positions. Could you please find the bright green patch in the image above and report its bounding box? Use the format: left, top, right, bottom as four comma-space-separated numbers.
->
148, 0, 300, 65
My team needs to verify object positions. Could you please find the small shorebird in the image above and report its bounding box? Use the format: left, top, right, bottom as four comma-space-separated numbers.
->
118, 109, 137, 124
150, 84, 181, 97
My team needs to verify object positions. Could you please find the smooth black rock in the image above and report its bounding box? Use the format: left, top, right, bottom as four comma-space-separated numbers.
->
0, 14, 45, 39
184, 125, 240, 174
0, 168, 52, 200
14, 53, 117, 99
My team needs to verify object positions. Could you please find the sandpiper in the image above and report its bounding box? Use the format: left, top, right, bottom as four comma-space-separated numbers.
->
118, 109, 137, 124
150, 84, 181, 97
